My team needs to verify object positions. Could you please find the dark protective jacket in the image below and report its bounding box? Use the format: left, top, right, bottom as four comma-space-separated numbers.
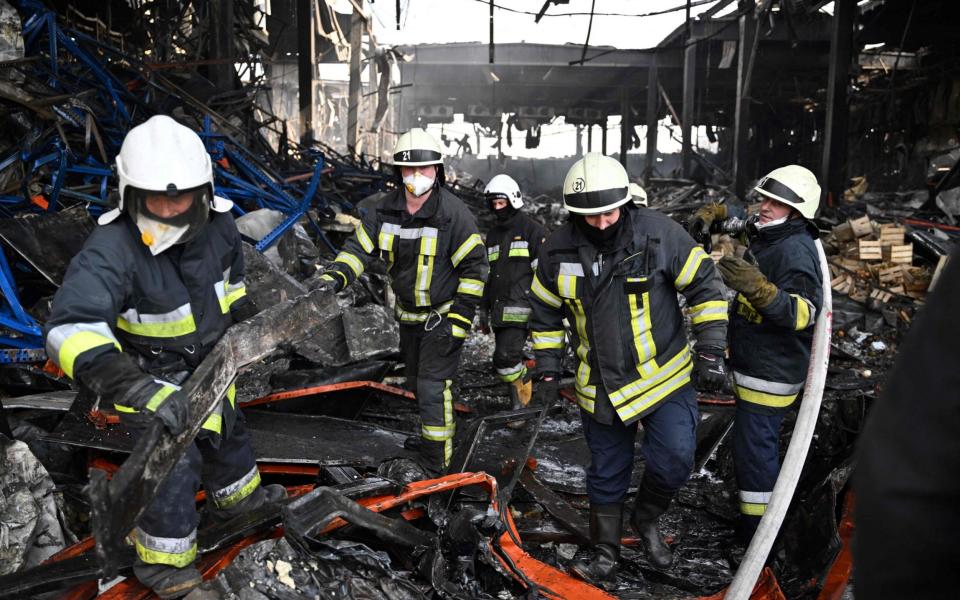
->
482, 212, 545, 328
44, 212, 250, 435
728, 218, 823, 412
324, 187, 488, 335
529, 207, 727, 425
853, 249, 960, 600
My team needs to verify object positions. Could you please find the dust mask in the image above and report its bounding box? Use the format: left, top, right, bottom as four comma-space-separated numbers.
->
403, 172, 435, 197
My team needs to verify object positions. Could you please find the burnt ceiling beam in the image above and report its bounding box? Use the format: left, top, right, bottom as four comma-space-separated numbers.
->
296, 0, 315, 143
682, 39, 698, 179
733, 2, 758, 198
644, 56, 660, 186
820, 0, 856, 206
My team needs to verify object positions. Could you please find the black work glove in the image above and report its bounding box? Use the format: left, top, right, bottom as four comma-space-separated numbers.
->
687, 203, 729, 252
476, 309, 491, 335
150, 388, 191, 435
691, 350, 727, 393
441, 317, 467, 356
533, 376, 560, 408
314, 273, 342, 294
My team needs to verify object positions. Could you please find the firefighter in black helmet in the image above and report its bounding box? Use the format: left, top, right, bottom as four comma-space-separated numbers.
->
529, 153, 728, 583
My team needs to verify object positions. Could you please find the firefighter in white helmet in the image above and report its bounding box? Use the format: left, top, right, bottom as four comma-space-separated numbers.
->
318, 128, 488, 474
528, 153, 728, 582
45, 115, 284, 598
689, 165, 824, 556
478, 174, 545, 416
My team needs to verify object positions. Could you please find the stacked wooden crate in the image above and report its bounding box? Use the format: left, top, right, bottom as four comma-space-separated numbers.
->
826, 215, 935, 307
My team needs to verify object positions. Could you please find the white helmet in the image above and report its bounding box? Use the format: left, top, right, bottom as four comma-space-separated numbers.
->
101, 115, 231, 255
754, 165, 820, 221
629, 182, 648, 207
393, 127, 444, 167
484, 174, 523, 209
393, 127, 445, 191
562, 153, 631, 215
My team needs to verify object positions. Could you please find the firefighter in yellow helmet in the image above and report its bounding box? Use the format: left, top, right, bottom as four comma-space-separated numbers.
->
529, 153, 728, 583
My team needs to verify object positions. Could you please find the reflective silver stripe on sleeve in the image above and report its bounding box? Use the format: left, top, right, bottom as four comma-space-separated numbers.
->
732, 372, 804, 395
739, 490, 773, 504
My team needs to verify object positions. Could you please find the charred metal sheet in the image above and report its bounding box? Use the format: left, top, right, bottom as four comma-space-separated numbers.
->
87, 288, 340, 577
0, 206, 94, 286
434, 408, 545, 517
341, 303, 400, 362
318, 465, 362, 487
283, 486, 435, 554
291, 319, 352, 367
239, 242, 308, 312
43, 409, 413, 467
0, 390, 75, 411
518, 469, 589, 545
0, 546, 133, 598
244, 411, 412, 465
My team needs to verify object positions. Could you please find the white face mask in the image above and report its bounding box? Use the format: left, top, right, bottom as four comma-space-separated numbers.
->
403, 172, 435, 197
756, 215, 789, 229
135, 214, 189, 255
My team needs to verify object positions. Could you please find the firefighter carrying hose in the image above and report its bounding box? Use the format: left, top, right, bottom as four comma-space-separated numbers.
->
529, 153, 728, 584
317, 128, 488, 474
478, 174, 545, 415
689, 165, 824, 555
44, 116, 285, 598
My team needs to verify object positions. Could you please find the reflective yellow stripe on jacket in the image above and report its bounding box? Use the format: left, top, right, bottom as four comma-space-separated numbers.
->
117, 303, 197, 338
45, 322, 122, 379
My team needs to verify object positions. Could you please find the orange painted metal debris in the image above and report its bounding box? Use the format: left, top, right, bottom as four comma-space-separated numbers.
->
242, 380, 472, 413
816, 491, 855, 600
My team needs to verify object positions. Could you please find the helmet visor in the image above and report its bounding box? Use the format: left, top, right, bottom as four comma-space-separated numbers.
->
126, 184, 211, 242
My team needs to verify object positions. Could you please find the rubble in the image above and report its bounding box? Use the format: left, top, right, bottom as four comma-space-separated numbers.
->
0, 439, 72, 574
0, 1, 951, 598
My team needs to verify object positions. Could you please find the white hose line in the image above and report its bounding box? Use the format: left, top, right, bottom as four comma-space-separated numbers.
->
727, 239, 833, 600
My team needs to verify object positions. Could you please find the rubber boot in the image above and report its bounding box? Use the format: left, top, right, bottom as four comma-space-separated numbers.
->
568, 503, 622, 585
134, 561, 203, 599
506, 378, 533, 429
209, 483, 287, 523
419, 437, 448, 477
630, 483, 674, 569
632, 517, 673, 569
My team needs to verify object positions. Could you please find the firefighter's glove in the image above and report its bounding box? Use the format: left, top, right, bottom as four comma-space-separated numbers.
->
441, 316, 468, 356
476, 309, 491, 335
687, 203, 728, 249
314, 273, 342, 294
717, 255, 778, 309
691, 351, 727, 393
534, 376, 560, 408
149, 387, 190, 436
